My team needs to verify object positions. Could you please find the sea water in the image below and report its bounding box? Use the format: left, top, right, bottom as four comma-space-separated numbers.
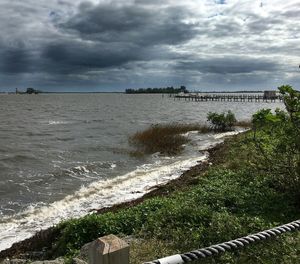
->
0, 93, 283, 251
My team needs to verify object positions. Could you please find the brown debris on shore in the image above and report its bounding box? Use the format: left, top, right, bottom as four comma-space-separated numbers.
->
0, 141, 229, 261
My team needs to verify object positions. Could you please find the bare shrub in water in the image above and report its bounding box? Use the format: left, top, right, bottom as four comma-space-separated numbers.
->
129, 123, 210, 155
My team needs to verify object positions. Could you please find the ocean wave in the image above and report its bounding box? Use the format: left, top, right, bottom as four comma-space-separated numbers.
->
70, 161, 117, 174
55, 137, 75, 142
0, 154, 207, 252
0, 154, 38, 163
213, 130, 244, 139
46, 120, 71, 125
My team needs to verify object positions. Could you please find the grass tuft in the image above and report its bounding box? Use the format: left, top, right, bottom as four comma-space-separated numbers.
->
129, 123, 211, 155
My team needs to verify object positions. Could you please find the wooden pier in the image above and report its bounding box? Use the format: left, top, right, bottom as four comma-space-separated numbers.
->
173, 94, 283, 103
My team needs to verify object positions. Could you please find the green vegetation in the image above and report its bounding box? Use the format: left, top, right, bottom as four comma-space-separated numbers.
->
129, 123, 211, 155
49, 131, 300, 263
14, 85, 300, 263
251, 85, 300, 194
125, 86, 188, 94
207, 110, 237, 131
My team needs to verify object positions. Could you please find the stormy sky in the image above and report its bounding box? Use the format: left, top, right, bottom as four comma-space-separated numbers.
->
0, 0, 299, 92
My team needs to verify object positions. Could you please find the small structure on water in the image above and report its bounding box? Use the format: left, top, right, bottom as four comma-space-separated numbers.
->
15, 87, 40, 94
26, 88, 39, 94
263, 90, 276, 99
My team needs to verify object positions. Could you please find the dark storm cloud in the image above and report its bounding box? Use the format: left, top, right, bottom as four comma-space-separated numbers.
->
0, 1, 198, 79
0, 42, 33, 74
59, 2, 198, 46
42, 40, 179, 74
40, 2, 199, 73
42, 41, 142, 73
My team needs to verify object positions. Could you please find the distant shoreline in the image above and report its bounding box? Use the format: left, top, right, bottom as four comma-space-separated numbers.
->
0, 91, 265, 94
0, 91, 124, 94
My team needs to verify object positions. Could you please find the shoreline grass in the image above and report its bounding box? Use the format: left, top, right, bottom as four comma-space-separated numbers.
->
128, 121, 251, 156
129, 123, 211, 155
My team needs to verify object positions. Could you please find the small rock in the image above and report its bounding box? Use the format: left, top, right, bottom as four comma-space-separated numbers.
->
31, 257, 64, 264
78, 242, 91, 261
0, 258, 29, 264
11, 260, 29, 264
72, 258, 87, 264
1, 259, 29, 264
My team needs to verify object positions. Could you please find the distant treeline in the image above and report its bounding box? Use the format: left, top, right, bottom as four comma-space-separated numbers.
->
125, 86, 188, 94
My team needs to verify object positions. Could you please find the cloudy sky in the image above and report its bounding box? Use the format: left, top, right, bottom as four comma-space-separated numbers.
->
0, 0, 299, 92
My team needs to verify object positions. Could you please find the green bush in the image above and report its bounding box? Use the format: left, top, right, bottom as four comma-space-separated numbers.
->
251, 85, 300, 194
207, 111, 237, 131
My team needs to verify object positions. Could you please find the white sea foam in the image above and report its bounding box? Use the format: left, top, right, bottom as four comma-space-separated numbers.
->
0, 130, 246, 252
47, 120, 70, 125
213, 129, 247, 139
0, 154, 208, 251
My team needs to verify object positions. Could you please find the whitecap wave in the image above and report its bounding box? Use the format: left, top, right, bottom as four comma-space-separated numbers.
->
0, 154, 207, 251
213, 128, 249, 139
47, 120, 70, 125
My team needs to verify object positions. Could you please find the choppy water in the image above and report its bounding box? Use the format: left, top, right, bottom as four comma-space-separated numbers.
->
0, 93, 283, 251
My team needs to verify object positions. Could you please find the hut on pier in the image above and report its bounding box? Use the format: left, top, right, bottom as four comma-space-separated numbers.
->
263, 90, 276, 99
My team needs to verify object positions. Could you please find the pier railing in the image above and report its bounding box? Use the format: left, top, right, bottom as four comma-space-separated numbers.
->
86, 219, 300, 264
172, 94, 283, 103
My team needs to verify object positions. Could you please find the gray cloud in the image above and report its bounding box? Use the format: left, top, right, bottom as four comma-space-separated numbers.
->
38, 2, 199, 75
59, 3, 198, 46
42, 41, 142, 73
0, 0, 299, 91
175, 57, 280, 74
0, 46, 30, 74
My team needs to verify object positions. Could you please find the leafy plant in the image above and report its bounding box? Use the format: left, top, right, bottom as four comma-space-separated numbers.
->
251, 85, 300, 193
207, 111, 237, 131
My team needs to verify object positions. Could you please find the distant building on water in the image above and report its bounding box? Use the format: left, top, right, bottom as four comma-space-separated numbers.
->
15, 88, 40, 94
263, 90, 276, 99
